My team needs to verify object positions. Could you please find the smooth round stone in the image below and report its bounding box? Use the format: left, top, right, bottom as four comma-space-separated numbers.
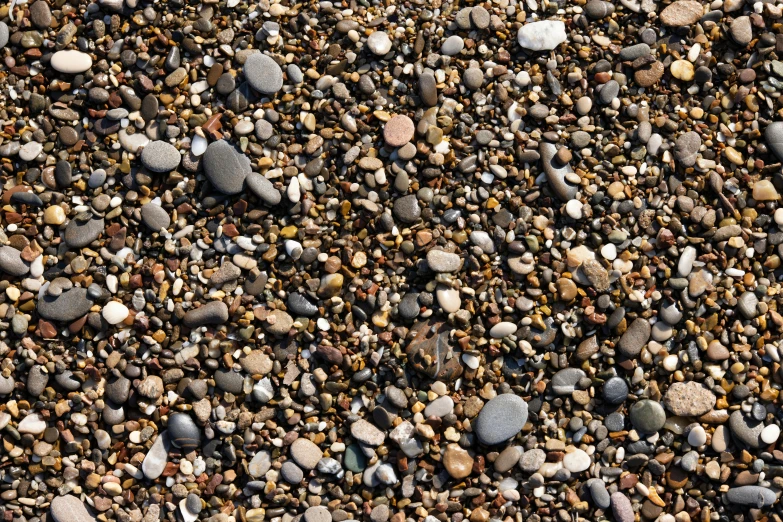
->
441, 35, 464, 55
729, 410, 764, 448
304, 506, 332, 522
290, 438, 322, 469
424, 396, 454, 418
384, 115, 415, 147
518, 448, 546, 473
610, 493, 634, 522
51, 50, 93, 74
244, 53, 283, 94
102, 301, 129, 325
203, 140, 251, 195
141, 140, 181, 172
248, 451, 272, 478
588, 479, 611, 509
50, 495, 97, 522
0, 23, 8, 49
393, 194, 421, 223
367, 31, 392, 55
246, 172, 281, 205
19, 141, 43, 161
140, 203, 171, 231
551, 368, 586, 395
765, 121, 783, 161
605, 412, 625, 432
603, 377, 629, 404
688, 426, 707, 446
0, 246, 30, 276
142, 431, 170, 479
168, 413, 201, 450
344, 444, 367, 472
563, 449, 591, 473
761, 424, 781, 444
38, 288, 93, 322
280, 461, 304, 483
463, 68, 484, 90
629, 400, 666, 433
64, 214, 105, 248
426, 249, 461, 273
474, 394, 529, 445
489, 321, 517, 338
617, 318, 651, 358
436, 286, 460, 313
726, 486, 776, 508
183, 301, 229, 327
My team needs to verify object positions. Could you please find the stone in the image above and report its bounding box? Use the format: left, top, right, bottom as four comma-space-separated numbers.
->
141, 140, 181, 172
0, 246, 29, 276
51, 50, 93, 74
726, 486, 776, 508
563, 449, 591, 473
426, 249, 462, 273
142, 431, 170, 479
183, 301, 229, 327
280, 461, 304, 483
290, 438, 322, 469
737, 291, 759, 319
203, 140, 251, 195
617, 318, 651, 358
64, 214, 104, 248
351, 419, 385, 446
393, 194, 421, 223
474, 394, 528, 445
424, 396, 454, 418
518, 448, 546, 473
38, 288, 93, 322
440, 35, 464, 55
384, 115, 415, 147
168, 413, 200, 450
246, 173, 281, 206
588, 479, 611, 509
244, 53, 284, 94
540, 142, 578, 201
729, 410, 764, 448
489, 322, 517, 338
517, 21, 568, 51
443, 443, 474, 479
663, 382, 716, 416
765, 122, 783, 161
660, 0, 703, 26
367, 31, 392, 55
610, 493, 634, 522
140, 203, 171, 231
50, 495, 97, 522
603, 377, 629, 404
629, 400, 666, 433
304, 506, 332, 522
730, 16, 752, 46
674, 131, 700, 167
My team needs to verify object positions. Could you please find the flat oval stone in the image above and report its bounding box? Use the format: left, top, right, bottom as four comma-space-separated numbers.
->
203, 140, 251, 195
140, 203, 171, 231
142, 431, 170, 480
629, 400, 666, 433
51, 50, 93, 74
244, 53, 283, 94
183, 301, 229, 327
489, 321, 517, 338
0, 246, 30, 276
726, 486, 776, 508
765, 122, 783, 161
247, 172, 282, 205
38, 288, 93, 322
50, 495, 97, 522
168, 413, 201, 450
141, 140, 181, 172
474, 394, 528, 445
64, 214, 105, 248
729, 410, 764, 448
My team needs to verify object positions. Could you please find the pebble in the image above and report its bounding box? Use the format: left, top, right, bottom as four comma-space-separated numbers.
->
244, 53, 284, 94
517, 21, 568, 51
50, 495, 96, 522
474, 394, 528, 445
629, 400, 666, 433
203, 140, 251, 194
141, 140, 181, 172
51, 50, 93, 74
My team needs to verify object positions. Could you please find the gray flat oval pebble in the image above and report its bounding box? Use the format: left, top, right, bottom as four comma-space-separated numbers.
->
50, 495, 97, 522
183, 301, 229, 327
474, 394, 528, 445
247, 172, 281, 205
38, 288, 94, 322
141, 140, 181, 172
0, 246, 30, 276
140, 203, 171, 231
244, 53, 284, 94
203, 140, 251, 195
